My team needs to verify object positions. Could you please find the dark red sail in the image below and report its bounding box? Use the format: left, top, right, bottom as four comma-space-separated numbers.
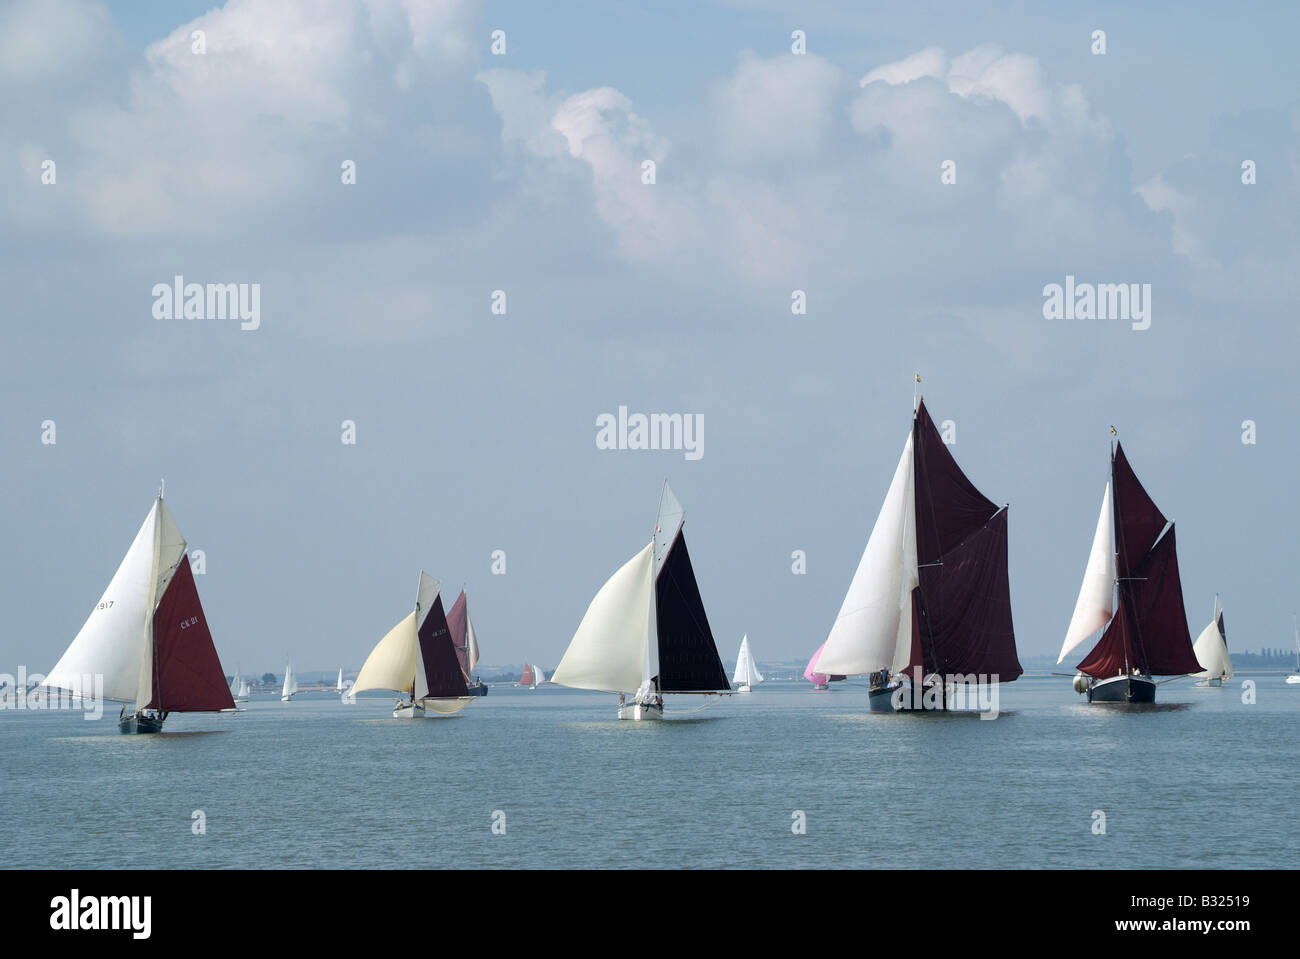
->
444, 590, 470, 678
1076, 593, 1138, 680
909, 509, 1022, 680
520, 663, 535, 686
417, 594, 468, 698
907, 401, 1022, 680
147, 556, 236, 712
1121, 525, 1200, 675
654, 533, 730, 692
912, 400, 998, 562
1112, 442, 1167, 578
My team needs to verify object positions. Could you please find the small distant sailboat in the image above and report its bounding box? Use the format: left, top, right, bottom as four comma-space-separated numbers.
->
1059, 438, 1201, 703
336, 668, 344, 692
1191, 595, 1233, 687
551, 481, 731, 720
520, 663, 547, 689
349, 572, 473, 718
39, 489, 236, 733
732, 635, 764, 692
445, 591, 488, 696
814, 395, 1022, 712
231, 669, 250, 704
280, 661, 297, 702
237, 678, 252, 700
1287, 617, 1300, 685
803, 641, 845, 690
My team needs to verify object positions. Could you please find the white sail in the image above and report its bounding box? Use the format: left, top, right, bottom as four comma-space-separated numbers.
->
652, 481, 685, 577
466, 610, 480, 672
281, 662, 298, 699
351, 611, 418, 695
533, 665, 547, 685
238, 680, 251, 698
551, 541, 655, 694
336, 668, 344, 691
816, 433, 914, 676
1058, 481, 1114, 664
1191, 596, 1233, 679
732, 635, 764, 686
230, 672, 242, 697
42, 497, 185, 704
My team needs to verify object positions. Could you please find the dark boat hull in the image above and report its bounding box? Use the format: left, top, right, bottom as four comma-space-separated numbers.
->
118, 711, 166, 734
869, 681, 952, 713
466, 682, 489, 697
1087, 674, 1156, 704
868, 684, 901, 712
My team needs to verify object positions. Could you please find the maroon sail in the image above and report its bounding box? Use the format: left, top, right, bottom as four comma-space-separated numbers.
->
1121, 525, 1200, 675
1112, 442, 1166, 578
445, 590, 470, 679
417, 594, 468, 698
147, 556, 236, 712
906, 400, 1022, 680
910, 509, 1022, 680
520, 663, 535, 686
1076, 594, 1138, 680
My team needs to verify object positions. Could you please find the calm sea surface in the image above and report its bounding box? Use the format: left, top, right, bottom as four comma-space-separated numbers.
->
3, 674, 1296, 869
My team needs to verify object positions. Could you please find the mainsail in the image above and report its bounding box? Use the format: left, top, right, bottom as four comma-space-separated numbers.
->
732, 635, 764, 686
520, 663, 536, 686
281, 662, 297, 699
815, 399, 1021, 682
1191, 596, 1233, 680
41, 495, 233, 713
1073, 443, 1201, 679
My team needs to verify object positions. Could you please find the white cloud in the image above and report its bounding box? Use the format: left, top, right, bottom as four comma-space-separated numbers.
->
860, 46, 946, 87
715, 51, 843, 159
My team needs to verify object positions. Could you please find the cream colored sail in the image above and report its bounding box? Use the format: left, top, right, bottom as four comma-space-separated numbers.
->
816, 433, 914, 676
466, 610, 480, 673
1191, 596, 1232, 679
42, 497, 185, 705
351, 611, 418, 695
1058, 481, 1114, 663
551, 541, 655, 694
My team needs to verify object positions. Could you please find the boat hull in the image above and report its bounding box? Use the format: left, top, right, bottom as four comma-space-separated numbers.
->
393, 702, 424, 718
281, 695, 294, 702
737, 684, 752, 693
617, 702, 664, 721
868, 683, 906, 712
1286, 674, 1300, 685
1087, 674, 1156, 704
422, 697, 474, 715
466, 682, 489, 697
118, 712, 166, 734
1193, 677, 1224, 688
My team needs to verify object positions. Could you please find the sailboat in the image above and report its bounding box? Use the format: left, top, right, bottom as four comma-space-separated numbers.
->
231, 669, 250, 704
349, 572, 473, 718
445, 591, 488, 696
551, 481, 731, 720
1287, 617, 1300, 684
804, 640, 845, 690
732, 635, 764, 692
520, 663, 547, 689
1191, 595, 1233, 687
39, 490, 236, 733
336, 668, 344, 692
280, 661, 297, 702
814, 396, 1022, 712
237, 678, 252, 700
1058, 438, 1202, 703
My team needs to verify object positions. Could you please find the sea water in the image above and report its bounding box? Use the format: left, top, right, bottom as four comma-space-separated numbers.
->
1, 674, 1295, 869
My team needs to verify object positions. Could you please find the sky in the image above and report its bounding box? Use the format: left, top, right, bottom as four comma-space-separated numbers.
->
2, 0, 1298, 677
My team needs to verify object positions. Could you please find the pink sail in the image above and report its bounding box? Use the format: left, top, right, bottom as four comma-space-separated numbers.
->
804, 641, 846, 685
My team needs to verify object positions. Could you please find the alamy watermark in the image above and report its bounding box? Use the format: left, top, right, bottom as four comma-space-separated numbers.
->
595, 406, 703, 461
1042, 275, 1150, 331
0, 668, 103, 720
890, 669, 1001, 719
152, 275, 260, 331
